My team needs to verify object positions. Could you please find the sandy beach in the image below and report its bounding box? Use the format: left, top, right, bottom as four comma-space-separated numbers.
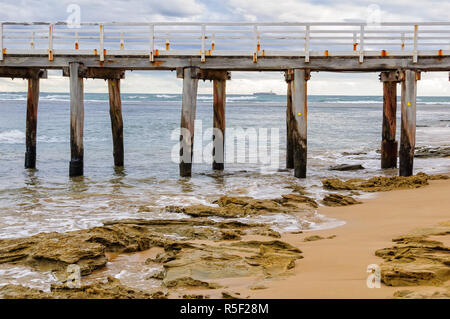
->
245, 177, 450, 299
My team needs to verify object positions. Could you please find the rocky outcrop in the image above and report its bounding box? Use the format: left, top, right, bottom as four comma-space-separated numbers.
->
0, 218, 285, 277
0, 211, 305, 298
322, 173, 449, 192
149, 240, 303, 289
0, 276, 166, 299
375, 222, 450, 290
303, 235, 336, 242
415, 146, 450, 158
328, 164, 365, 171
321, 194, 362, 206
166, 194, 318, 218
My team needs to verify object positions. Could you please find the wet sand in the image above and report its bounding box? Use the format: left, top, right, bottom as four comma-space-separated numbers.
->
239, 178, 450, 299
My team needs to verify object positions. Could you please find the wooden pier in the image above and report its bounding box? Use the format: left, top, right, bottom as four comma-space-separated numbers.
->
0, 21, 449, 178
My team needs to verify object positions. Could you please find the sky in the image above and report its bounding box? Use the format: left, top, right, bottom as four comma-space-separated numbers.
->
0, 0, 449, 96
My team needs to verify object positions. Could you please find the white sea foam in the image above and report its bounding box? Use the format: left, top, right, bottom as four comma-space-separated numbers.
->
156, 94, 173, 99
0, 130, 25, 144
0, 265, 58, 292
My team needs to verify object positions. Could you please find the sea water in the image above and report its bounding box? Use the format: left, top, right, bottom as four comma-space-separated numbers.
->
0, 92, 449, 239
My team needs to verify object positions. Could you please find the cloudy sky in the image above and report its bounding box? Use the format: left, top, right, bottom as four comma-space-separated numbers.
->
0, 0, 449, 95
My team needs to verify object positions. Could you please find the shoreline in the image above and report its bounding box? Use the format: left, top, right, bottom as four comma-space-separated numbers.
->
244, 178, 450, 299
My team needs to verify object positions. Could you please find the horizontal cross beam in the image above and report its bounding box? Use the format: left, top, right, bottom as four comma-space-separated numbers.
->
176, 67, 231, 81
0, 67, 47, 79
62, 65, 125, 79
2, 56, 450, 72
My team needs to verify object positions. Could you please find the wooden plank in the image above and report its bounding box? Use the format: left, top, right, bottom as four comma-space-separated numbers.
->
24, 78, 39, 169
1, 55, 450, 72
108, 79, 124, 167
69, 62, 84, 177
291, 69, 309, 178
381, 80, 398, 168
399, 70, 417, 176
62, 66, 125, 79
212, 78, 226, 170
285, 70, 294, 169
0, 67, 47, 79
176, 68, 231, 81
179, 67, 199, 177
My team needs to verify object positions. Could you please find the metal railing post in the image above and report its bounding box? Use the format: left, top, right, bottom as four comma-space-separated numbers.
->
359, 24, 364, 63
253, 25, 258, 63
201, 24, 206, 62
413, 24, 418, 63
150, 24, 155, 62
305, 25, 310, 63
99, 24, 104, 61
0, 23, 3, 61
48, 23, 54, 61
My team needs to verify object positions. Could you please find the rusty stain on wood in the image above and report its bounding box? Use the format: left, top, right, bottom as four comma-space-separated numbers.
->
108, 78, 124, 167
179, 67, 199, 177
381, 78, 398, 168
399, 70, 417, 177
291, 69, 308, 178
213, 77, 226, 170
69, 62, 85, 177
285, 70, 294, 169
25, 77, 39, 169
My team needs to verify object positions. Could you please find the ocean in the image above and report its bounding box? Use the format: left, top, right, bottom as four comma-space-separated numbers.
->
0, 92, 449, 240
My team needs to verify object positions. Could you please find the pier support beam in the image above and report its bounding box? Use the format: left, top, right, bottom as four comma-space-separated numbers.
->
176, 68, 230, 175
108, 79, 124, 167
178, 67, 199, 177
399, 70, 420, 177
285, 70, 294, 169
212, 78, 226, 170
0, 68, 46, 169
69, 62, 85, 177
64, 66, 125, 171
379, 71, 403, 169
25, 78, 40, 169
290, 69, 310, 178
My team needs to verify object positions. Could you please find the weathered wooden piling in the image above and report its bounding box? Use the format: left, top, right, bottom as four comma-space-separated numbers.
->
212, 78, 226, 170
285, 70, 294, 169
24, 77, 40, 169
399, 70, 419, 177
69, 62, 85, 177
290, 69, 310, 178
0, 68, 46, 169
379, 71, 403, 169
178, 67, 199, 177
108, 79, 124, 167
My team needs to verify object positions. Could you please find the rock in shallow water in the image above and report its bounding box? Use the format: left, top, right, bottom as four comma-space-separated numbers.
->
321, 193, 362, 207
166, 194, 318, 218
0, 218, 284, 276
322, 173, 449, 192
414, 146, 450, 158
328, 164, 365, 171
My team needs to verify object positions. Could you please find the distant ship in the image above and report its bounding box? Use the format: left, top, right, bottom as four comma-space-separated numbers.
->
252, 91, 277, 96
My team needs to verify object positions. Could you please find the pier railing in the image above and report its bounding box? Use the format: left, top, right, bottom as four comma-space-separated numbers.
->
0, 22, 449, 63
